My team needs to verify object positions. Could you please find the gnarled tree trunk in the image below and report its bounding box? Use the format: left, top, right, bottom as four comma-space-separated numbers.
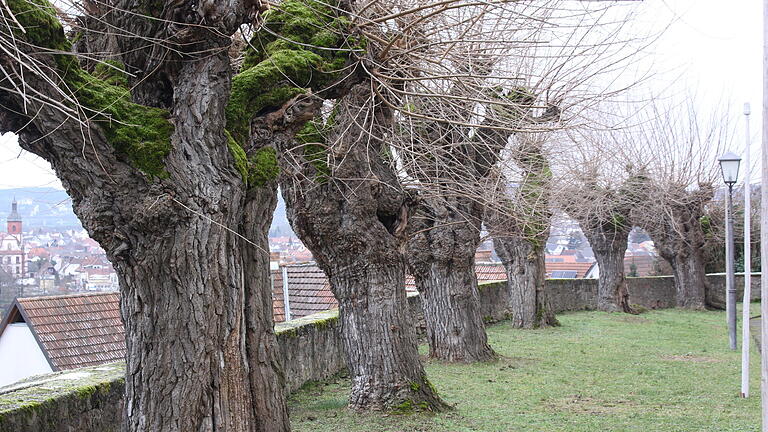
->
658, 244, 711, 309
487, 136, 558, 329
406, 198, 494, 362
583, 228, 633, 313
277, 85, 446, 411
0, 1, 309, 429
639, 186, 714, 310
492, 232, 557, 328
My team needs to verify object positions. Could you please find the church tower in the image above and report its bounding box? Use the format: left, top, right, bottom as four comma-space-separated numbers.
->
7, 200, 22, 235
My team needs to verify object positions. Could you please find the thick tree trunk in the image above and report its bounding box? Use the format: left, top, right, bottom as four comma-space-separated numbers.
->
329, 262, 446, 408
641, 187, 714, 310
493, 235, 558, 328
242, 185, 291, 431
662, 249, 710, 309
406, 200, 494, 362
277, 84, 446, 411
418, 262, 495, 361
117, 52, 289, 432
593, 244, 633, 312
582, 228, 634, 313
0, 3, 290, 429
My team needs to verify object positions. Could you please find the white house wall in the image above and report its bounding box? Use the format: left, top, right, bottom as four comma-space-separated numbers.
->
0, 323, 53, 387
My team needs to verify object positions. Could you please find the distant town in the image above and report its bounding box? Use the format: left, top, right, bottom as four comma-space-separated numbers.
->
0, 187, 670, 320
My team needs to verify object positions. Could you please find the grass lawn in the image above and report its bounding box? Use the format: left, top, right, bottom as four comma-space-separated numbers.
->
288, 306, 761, 431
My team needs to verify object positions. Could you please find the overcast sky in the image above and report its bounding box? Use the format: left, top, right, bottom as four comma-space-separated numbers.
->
0, 0, 763, 190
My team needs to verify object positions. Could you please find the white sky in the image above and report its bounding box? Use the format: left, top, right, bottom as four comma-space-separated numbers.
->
0, 0, 763, 189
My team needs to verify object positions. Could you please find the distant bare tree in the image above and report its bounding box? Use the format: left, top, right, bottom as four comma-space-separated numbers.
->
391, 0, 649, 335
556, 125, 651, 312
486, 132, 559, 328
618, 100, 732, 309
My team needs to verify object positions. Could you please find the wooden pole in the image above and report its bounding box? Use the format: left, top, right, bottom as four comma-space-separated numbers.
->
742, 103, 752, 398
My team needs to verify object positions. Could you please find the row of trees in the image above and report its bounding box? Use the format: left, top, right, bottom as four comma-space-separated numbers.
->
0, 0, 734, 430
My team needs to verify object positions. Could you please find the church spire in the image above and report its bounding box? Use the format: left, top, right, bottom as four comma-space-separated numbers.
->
7, 199, 22, 235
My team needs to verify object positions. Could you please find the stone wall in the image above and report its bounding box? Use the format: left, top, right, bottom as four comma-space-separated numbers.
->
706, 273, 761, 305
0, 273, 762, 430
276, 309, 345, 393
0, 362, 124, 432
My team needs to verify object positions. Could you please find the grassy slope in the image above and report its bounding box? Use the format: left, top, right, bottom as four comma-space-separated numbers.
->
289, 306, 761, 431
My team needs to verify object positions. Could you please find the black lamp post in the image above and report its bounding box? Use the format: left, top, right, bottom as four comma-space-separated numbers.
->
719, 151, 741, 350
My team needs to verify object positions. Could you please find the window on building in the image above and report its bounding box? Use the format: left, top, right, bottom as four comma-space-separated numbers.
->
15, 257, 20, 264
15, 266, 20, 274
10, 225, 16, 233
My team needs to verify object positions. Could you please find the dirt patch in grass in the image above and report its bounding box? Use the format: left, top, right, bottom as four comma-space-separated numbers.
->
661, 354, 720, 363
496, 355, 539, 371
544, 394, 635, 415
614, 315, 652, 324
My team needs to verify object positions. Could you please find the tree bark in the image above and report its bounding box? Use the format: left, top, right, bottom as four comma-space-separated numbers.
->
492, 232, 557, 328
406, 199, 494, 362
639, 187, 714, 310
1, 2, 290, 430
277, 84, 447, 411
487, 136, 558, 329
658, 246, 710, 309
582, 228, 633, 313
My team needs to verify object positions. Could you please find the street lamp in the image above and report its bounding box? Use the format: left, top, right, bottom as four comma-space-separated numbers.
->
719, 151, 741, 351
719, 152, 742, 187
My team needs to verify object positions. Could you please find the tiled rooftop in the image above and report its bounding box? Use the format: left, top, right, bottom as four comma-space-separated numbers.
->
6, 292, 124, 371
545, 261, 595, 279
272, 270, 286, 323
282, 264, 337, 319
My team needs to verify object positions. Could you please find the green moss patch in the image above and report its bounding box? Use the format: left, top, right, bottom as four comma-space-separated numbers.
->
8, 0, 174, 179
226, 0, 358, 184
276, 308, 340, 338
248, 147, 280, 186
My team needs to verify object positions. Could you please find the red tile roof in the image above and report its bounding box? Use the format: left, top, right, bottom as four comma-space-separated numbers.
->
475, 263, 507, 282
394, 264, 505, 292
271, 270, 286, 323
545, 261, 595, 278
0, 292, 124, 371
283, 264, 337, 319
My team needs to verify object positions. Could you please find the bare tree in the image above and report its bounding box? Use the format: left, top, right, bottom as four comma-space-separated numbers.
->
616, 100, 732, 309
277, 85, 448, 411
0, 0, 353, 429
486, 133, 559, 328
563, 166, 649, 312
389, 0, 649, 341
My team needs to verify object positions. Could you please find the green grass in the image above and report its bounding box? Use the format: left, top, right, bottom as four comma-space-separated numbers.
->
289, 306, 761, 431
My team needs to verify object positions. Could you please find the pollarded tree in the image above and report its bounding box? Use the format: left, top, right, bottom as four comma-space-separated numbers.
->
0, 0, 354, 429
486, 133, 559, 328
562, 162, 649, 313
390, 0, 648, 354
277, 84, 447, 411
617, 100, 731, 309
638, 185, 716, 309
398, 67, 515, 363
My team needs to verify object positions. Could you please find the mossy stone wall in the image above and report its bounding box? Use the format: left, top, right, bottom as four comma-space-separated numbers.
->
0, 274, 760, 430
0, 362, 124, 432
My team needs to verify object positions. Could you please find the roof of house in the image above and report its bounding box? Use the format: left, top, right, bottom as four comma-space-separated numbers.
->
545, 261, 595, 279
404, 263, 504, 291
0, 292, 124, 371
475, 263, 506, 282
282, 264, 338, 319
271, 270, 286, 323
